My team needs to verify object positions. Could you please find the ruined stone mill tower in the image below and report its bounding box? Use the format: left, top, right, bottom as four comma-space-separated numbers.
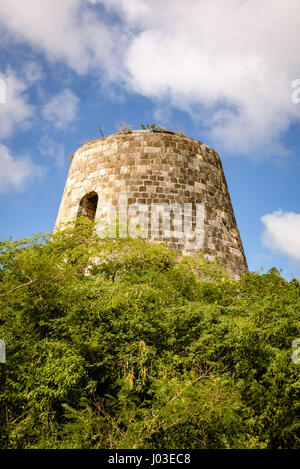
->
55, 130, 247, 278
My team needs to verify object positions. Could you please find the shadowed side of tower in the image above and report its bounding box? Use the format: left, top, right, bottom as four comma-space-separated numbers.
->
55, 130, 247, 278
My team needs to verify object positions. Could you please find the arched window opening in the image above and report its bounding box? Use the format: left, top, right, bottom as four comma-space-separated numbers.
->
77, 192, 98, 220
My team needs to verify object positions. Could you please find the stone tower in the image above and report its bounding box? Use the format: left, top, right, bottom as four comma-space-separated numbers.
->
55, 130, 247, 278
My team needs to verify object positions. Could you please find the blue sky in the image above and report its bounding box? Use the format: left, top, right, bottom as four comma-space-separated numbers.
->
1, 0, 300, 279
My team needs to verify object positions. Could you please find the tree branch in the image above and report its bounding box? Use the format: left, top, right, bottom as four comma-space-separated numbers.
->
0, 277, 37, 296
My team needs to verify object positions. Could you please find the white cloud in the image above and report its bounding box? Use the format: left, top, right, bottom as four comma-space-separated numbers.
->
42, 89, 79, 129
38, 135, 66, 167
113, 0, 300, 156
261, 210, 300, 264
1, 0, 300, 155
22, 61, 43, 84
0, 144, 43, 193
0, 66, 45, 194
0, 71, 34, 138
0, 0, 123, 75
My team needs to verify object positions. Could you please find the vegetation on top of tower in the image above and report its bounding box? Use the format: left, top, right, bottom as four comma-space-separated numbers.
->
141, 122, 168, 131
140, 123, 185, 137
0, 218, 300, 449
116, 121, 133, 135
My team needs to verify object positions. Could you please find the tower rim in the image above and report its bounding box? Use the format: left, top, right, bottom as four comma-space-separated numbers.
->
75, 130, 214, 154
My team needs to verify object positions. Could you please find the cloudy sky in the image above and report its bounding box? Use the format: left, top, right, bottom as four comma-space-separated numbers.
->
0, 0, 300, 278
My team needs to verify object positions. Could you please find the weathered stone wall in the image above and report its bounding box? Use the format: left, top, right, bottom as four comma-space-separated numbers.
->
55, 130, 247, 278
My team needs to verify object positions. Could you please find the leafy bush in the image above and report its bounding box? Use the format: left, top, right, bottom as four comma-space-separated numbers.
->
0, 219, 299, 448
141, 123, 168, 132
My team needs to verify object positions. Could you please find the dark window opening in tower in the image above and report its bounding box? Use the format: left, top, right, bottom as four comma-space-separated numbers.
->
77, 192, 98, 220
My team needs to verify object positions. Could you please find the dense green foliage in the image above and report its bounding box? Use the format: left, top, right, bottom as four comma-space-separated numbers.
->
0, 219, 299, 449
